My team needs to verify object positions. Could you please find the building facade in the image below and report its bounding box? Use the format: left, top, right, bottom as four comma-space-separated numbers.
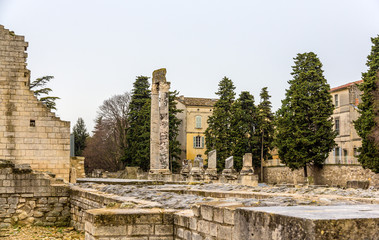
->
326, 80, 363, 164
176, 96, 217, 162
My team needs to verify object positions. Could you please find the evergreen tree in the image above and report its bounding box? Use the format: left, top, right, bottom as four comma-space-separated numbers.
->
73, 117, 89, 156
354, 35, 379, 173
257, 87, 275, 166
205, 77, 236, 171
231, 91, 259, 171
275, 52, 336, 178
124, 76, 183, 172
30, 76, 60, 110
124, 76, 151, 171
169, 90, 183, 173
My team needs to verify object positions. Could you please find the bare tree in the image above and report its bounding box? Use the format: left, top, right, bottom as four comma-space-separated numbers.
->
83, 92, 131, 174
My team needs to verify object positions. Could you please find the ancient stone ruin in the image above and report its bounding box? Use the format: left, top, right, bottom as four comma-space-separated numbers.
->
150, 68, 171, 178
0, 25, 70, 181
1, 25, 378, 240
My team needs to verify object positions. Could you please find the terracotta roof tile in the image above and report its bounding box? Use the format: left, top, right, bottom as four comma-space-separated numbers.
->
177, 97, 218, 107
330, 80, 363, 93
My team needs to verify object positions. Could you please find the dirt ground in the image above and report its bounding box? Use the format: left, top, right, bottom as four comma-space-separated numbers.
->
0, 226, 84, 240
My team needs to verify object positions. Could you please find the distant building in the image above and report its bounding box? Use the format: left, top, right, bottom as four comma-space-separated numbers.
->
326, 80, 363, 164
176, 96, 217, 162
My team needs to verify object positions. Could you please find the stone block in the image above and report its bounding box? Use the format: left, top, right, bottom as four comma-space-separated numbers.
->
155, 224, 173, 235
223, 209, 234, 225
209, 222, 218, 237
213, 208, 223, 223
234, 205, 379, 240
189, 217, 197, 230
197, 220, 210, 233
128, 224, 153, 236
217, 225, 232, 240
176, 227, 184, 238
200, 205, 213, 221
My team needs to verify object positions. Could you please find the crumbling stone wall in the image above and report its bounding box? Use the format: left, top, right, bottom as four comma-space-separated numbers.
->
0, 160, 70, 228
70, 186, 125, 231
85, 208, 175, 240
264, 164, 379, 187
0, 25, 70, 181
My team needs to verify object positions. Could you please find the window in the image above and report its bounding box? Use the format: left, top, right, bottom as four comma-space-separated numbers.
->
335, 147, 341, 164
334, 94, 339, 107
193, 136, 205, 148
343, 149, 348, 164
195, 116, 202, 129
335, 118, 340, 135
30, 120, 35, 127
354, 147, 359, 156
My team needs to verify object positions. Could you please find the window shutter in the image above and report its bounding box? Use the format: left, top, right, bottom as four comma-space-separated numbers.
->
193, 136, 196, 148
196, 116, 202, 128
201, 136, 205, 148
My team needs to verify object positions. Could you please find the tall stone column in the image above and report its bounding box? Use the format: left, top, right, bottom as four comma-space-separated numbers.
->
149, 68, 171, 176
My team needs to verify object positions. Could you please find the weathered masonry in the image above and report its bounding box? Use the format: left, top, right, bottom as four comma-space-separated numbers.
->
150, 68, 171, 178
0, 25, 70, 181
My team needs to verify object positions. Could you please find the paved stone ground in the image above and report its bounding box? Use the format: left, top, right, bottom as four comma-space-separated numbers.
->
1, 226, 84, 239
75, 182, 378, 209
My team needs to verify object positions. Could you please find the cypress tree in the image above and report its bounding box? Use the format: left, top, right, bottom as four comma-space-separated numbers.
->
124, 76, 151, 171
231, 91, 259, 171
275, 52, 336, 178
205, 77, 236, 171
354, 35, 379, 173
257, 87, 275, 163
72, 117, 89, 156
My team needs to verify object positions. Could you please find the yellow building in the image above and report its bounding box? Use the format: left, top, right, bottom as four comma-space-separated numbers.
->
176, 97, 217, 161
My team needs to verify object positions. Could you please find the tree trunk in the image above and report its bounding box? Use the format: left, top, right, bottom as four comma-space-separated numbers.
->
303, 165, 308, 178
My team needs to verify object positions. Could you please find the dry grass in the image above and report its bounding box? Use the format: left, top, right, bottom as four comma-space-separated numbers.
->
0, 225, 84, 240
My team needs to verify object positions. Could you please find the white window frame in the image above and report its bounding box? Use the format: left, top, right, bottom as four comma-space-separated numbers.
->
193, 136, 205, 148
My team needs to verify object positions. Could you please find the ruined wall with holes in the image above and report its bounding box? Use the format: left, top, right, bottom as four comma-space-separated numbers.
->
0, 25, 70, 181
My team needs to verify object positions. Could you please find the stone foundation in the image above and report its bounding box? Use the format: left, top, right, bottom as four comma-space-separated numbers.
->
0, 160, 70, 228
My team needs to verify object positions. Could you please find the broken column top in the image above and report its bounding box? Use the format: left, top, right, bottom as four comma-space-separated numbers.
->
225, 156, 234, 169
243, 153, 253, 168
152, 68, 167, 83
208, 150, 217, 169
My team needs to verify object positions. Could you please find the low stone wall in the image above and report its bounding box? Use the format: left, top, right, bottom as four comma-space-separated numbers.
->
264, 164, 379, 187
234, 205, 379, 240
70, 186, 125, 231
174, 202, 241, 240
0, 160, 70, 228
84, 208, 175, 240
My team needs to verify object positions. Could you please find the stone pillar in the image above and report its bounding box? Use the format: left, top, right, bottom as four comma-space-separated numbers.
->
240, 153, 254, 174
149, 68, 171, 177
205, 150, 218, 178
239, 153, 258, 187
221, 156, 237, 180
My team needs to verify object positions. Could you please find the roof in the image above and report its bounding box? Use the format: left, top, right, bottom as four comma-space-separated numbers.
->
177, 97, 218, 107
330, 80, 363, 93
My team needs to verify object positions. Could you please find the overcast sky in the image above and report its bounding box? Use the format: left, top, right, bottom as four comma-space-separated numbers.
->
1, 0, 379, 132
